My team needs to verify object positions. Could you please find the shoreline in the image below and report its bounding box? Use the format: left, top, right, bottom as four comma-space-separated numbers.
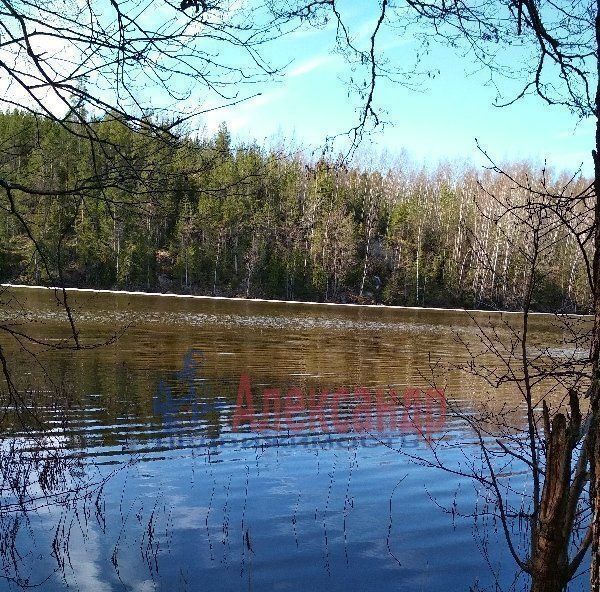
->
1, 283, 588, 318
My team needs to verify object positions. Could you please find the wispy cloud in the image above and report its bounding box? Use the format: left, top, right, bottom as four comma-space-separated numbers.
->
287, 55, 333, 78
556, 118, 595, 140
201, 87, 287, 134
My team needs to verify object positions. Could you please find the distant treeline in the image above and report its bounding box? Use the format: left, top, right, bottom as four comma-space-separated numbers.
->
0, 110, 591, 311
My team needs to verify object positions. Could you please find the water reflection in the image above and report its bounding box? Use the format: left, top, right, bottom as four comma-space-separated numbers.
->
0, 288, 588, 591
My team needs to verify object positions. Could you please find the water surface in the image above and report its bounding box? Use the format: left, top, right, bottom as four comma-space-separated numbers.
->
0, 287, 588, 591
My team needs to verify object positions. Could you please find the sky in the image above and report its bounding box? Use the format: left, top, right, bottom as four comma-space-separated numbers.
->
198, 5, 594, 176
1, 0, 592, 175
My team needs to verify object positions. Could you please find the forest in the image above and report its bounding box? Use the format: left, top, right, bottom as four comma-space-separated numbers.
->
0, 109, 591, 311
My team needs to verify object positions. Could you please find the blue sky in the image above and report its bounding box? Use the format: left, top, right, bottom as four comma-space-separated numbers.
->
3, 0, 589, 174
200, 6, 594, 176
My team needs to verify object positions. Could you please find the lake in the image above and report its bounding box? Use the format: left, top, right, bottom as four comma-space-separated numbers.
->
0, 287, 588, 591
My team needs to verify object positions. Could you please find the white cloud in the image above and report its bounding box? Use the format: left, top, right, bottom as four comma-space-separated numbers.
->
200, 87, 287, 134
556, 118, 595, 140
287, 55, 333, 78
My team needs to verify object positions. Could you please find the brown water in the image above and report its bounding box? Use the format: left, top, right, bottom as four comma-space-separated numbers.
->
0, 287, 589, 592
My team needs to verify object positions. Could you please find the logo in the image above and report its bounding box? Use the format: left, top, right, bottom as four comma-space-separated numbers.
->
152, 349, 447, 448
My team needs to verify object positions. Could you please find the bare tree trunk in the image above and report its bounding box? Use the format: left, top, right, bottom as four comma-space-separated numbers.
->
416, 223, 422, 304
530, 408, 576, 592
213, 238, 220, 296
590, 4, 600, 588
360, 180, 378, 297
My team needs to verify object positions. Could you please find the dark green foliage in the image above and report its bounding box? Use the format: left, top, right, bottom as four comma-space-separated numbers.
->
0, 110, 590, 311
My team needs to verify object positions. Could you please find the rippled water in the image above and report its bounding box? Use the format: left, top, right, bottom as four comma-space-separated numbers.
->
0, 287, 589, 592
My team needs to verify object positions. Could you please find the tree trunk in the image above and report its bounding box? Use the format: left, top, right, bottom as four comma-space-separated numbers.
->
590, 3, 600, 589
530, 412, 572, 592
